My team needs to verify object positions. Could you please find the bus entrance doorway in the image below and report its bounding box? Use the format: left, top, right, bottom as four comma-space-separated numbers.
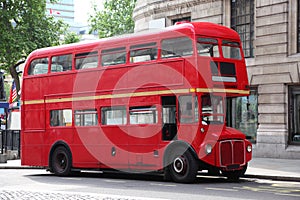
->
162, 96, 177, 141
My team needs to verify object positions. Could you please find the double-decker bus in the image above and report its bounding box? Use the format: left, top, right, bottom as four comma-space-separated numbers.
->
21, 22, 252, 183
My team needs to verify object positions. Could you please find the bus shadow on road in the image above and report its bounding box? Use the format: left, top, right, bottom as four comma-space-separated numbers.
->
26, 170, 249, 185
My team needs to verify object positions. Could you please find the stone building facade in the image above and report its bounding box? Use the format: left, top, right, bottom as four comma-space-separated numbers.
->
133, 0, 300, 159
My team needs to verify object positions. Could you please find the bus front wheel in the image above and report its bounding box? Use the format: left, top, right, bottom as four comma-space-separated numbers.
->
51, 146, 72, 176
168, 147, 198, 183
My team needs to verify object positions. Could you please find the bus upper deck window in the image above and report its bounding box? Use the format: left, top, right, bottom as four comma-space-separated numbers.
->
51, 54, 72, 72
197, 37, 220, 57
130, 42, 157, 63
28, 58, 49, 75
161, 37, 193, 58
222, 40, 242, 60
75, 51, 98, 70
101, 47, 126, 66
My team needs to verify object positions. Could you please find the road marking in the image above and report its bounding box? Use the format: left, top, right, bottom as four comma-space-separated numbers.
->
61, 177, 82, 181
275, 193, 300, 197
150, 183, 177, 187
104, 179, 126, 183
235, 186, 300, 196
206, 187, 238, 192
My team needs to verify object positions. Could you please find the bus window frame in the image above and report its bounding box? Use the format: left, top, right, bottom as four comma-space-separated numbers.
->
129, 106, 158, 125
74, 109, 98, 127
201, 94, 225, 125
27, 57, 50, 76
50, 53, 73, 73
50, 109, 73, 127
178, 95, 199, 124
129, 42, 158, 63
101, 106, 127, 126
75, 51, 99, 70
101, 46, 127, 67
161, 36, 194, 59
197, 37, 220, 58
221, 40, 242, 60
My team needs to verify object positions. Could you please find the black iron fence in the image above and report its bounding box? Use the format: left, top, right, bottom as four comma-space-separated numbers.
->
0, 130, 20, 156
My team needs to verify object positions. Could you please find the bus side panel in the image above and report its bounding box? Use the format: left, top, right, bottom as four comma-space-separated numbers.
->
98, 126, 129, 169
47, 74, 74, 96
21, 77, 46, 166
21, 131, 45, 166
70, 126, 129, 170
127, 61, 184, 90
127, 125, 160, 170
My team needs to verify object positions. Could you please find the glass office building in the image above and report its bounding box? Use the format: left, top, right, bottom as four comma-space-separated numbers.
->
46, 0, 75, 25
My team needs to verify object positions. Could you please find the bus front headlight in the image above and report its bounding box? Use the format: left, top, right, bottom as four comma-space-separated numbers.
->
205, 144, 212, 155
247, 145, 252, 153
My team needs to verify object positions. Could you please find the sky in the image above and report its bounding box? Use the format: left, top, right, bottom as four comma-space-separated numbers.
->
74, 0, 104, 25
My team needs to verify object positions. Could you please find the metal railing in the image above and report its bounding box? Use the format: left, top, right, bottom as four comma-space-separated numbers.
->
0, 130, 20, 156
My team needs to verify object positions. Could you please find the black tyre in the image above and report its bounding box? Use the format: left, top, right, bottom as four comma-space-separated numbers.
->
167, 147, 198, 183
51, 146, 72, 176
222, 164, 247, 181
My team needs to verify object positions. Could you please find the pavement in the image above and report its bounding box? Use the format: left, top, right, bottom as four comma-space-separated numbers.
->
0, 157, 299, 182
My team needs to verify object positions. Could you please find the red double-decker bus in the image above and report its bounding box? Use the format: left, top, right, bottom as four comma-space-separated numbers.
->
21, 22, 252, 183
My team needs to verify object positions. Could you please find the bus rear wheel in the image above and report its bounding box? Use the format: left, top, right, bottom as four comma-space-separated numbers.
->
168, 147, 198, 183
51, 146, 72, 176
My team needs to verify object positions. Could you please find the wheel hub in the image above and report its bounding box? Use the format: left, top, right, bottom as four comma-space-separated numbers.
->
173, 157, 185, 173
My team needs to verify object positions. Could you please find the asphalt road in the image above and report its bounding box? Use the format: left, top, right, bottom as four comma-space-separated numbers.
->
0, 169, 299, 200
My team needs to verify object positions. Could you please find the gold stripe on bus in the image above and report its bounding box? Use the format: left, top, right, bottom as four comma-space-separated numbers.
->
23, 99, 45, 105
196, 88, 249, 95
39, 89, 190, 104
23, 88, 249, 105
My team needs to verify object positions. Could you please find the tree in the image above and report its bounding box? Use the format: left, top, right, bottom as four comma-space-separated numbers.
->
63, 32, 81, 44
89, 0, 137, 38
0, 0, 67, 99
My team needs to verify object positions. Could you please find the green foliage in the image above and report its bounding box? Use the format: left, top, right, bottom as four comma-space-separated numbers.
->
0, 0, 67, 96
4, 80, 10, 102
89, 0, 137, 38
63, 32, 81, 44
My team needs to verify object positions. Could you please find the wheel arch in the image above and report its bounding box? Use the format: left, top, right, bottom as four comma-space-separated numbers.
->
163, 140, 198, 168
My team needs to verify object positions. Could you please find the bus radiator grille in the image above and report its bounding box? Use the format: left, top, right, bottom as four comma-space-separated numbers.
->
220, 140, 245, 167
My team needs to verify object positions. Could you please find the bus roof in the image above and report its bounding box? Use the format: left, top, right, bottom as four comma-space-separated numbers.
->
26, 22, 240, 58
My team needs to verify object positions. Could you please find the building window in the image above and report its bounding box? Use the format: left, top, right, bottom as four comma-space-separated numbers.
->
227, 88, 258, 143
231, 0, 254, 58
289, 86, 300, 144
172, 16, 191, 25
